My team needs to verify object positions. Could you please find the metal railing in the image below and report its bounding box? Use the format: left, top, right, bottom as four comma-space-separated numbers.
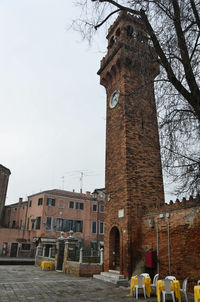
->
36, 245, 104, 265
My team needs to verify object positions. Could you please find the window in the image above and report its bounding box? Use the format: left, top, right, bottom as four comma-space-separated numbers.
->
116, 27, 120, 37
53, 218, 83, 233
35, 217, 41, 230
93, 192, 97, 199
31, 219, 35, 230
93, 204, 97, 212
47, 198, 55, 206
29, 200, 32, 207
38, 198, 43, 206
127, 25, 133, 37
76, 220, 83, 233
12, 220, 16, 228
63, 219, 69, 232
109, 36, 115, 48
64, 219, 73, 232
100, 205, 104, 212
100, 192, 105, 198
46, 217, 52, 230
99, 222, 104, 234
21, 243, 31, 250
54, 218, 72, 232
69, 201, 74, 209
92, 221, 97, 234
53, 218, 63, 232
76, 202, 84, 210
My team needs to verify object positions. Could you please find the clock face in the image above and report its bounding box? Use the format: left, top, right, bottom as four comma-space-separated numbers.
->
110, 90, 120, 108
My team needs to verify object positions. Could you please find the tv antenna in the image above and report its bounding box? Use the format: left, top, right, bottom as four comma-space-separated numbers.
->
61, 176, 65, 190
80, 172, 83, 193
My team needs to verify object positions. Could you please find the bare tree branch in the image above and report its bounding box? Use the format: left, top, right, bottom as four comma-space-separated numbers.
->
73, 0, 200, 196
94, 9, 120, 29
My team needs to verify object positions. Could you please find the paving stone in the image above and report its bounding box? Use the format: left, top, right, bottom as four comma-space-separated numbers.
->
0, 265, 194, 302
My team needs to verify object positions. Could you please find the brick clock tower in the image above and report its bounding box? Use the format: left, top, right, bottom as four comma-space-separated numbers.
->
97, 12, 164, 278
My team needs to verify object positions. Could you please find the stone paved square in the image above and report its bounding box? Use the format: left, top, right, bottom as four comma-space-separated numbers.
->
0, 265, 134, 302
0, 265, 194, 302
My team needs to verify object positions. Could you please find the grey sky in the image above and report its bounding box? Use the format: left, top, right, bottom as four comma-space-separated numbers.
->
0, 1, 175, 205
0, 1, 107, 204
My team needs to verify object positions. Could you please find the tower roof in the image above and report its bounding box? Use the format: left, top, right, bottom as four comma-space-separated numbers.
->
106, 11, 143, 39
0, 164, 11, 175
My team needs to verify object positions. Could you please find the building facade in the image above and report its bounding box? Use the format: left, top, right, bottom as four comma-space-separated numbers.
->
1, 189, 105, 257
0, 164, 11, 225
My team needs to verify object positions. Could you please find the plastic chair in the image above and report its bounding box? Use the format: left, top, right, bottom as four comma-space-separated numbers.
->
162, 279, 176, 302
165, 276, 176, 281
135, 275, 146, 299
180, 277, 188, 302
151, 273, 159, 293
197, 280, 200, 285
141, 273, 149, 277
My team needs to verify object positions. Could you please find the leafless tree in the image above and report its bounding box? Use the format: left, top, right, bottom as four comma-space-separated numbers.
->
73, 0, 200, 197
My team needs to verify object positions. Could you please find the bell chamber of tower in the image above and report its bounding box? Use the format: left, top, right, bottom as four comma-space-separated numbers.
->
98, 12, 165, 278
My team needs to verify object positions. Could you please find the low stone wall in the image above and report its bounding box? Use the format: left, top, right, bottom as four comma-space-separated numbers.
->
82, 256, 100, 263
35, 256, 55, 270
18, 249, 35, 258
64, 261, 103, 277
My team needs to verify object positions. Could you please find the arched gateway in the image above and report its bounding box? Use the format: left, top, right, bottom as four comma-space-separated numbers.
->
109, 226, 120, 271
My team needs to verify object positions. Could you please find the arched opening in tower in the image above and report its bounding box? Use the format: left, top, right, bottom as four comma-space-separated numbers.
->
109, 226, 120, 271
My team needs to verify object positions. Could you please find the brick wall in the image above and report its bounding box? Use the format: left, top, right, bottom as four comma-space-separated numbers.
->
140, 196, 200, 291
64, 261, 103, 277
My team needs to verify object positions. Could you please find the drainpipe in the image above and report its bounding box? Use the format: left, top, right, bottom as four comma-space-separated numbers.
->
156, 222, 159, 274
24, 201, 28, 231
167, 218, 171, 275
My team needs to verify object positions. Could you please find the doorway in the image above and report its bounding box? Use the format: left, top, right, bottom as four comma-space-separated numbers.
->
44, 244, 53, 257
10, 243, 18, 257
109, 227, 120, 271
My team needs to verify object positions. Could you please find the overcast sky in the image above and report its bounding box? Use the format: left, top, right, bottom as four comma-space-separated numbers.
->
0, 1, 108, 204
0, 1, 174, 205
